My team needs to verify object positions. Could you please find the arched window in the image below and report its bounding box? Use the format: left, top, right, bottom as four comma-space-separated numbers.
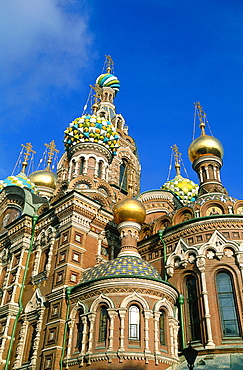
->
216, 272, 239, 337
185, 275, 201, 341
129, 305, 140, 340
79, 157, 85, 175
23, 322, 37, 364
98, 306, 108, 342
159, 310, 165, 345
97, 161, 103, 178
75, 308, 84, 351
119, 160, 128, 190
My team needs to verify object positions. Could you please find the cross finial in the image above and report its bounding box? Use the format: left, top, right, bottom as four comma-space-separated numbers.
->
44, 140, 59, 170
194, 101, 207, 135
171, 144, 181, 176
21, 142, 36, 173
105, 55, 114, 73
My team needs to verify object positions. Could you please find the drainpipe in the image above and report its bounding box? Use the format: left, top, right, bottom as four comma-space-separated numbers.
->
4, 214, 39, 370
158, 229, 167, 281
60, 287, 72, 370
178, 294, 186, 349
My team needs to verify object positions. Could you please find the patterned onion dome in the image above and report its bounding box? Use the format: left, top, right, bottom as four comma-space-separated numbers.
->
96, 73, 120, 93
188, 135, 224, 163
162, 175, 199, 205
28, 170, 58, 189
80, 255, 163, 284
0, 172, 38, 194
63, 114, 120, 155
113, 198, 146, 224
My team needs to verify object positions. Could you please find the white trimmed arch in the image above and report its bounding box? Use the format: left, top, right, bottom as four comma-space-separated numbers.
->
120, 292, 149, 310
89, 294, 115, 312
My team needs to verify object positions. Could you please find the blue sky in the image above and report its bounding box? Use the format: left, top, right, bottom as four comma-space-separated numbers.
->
0, 0, 242, 198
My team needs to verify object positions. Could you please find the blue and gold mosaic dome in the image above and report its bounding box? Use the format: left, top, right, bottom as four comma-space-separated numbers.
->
0, 172, 38, 194
64, 114, 120, 155
162, 175, 199, 205
81, 255, 163, 284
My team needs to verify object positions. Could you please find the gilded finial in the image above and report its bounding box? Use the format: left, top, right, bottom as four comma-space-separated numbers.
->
90, 83, 103, 114
44, 140, 59, 170
171, 144, 181, 176
21, 143, 36, 173
105, 55, 114, 73
194, 101, 207, 135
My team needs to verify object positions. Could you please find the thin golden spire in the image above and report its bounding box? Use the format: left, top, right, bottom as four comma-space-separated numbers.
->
194, 101, 206, 135
171, 144, 181, 176
21, 142, 36, 173
44, 140, 59, 170
105, 55, 114, 73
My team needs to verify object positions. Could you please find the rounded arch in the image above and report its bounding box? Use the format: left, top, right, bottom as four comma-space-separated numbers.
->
153, 216, 172, 233
96, 180, 113, 198
120, 292, 149, 310
201, 200, 228, 217
89, 294, 115, 312
153, 298, 174, 316
68, 175, 95, 190
172, 207, 195, 225
70, 301, 88, 320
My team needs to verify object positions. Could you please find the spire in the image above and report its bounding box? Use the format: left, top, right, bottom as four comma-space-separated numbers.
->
171, 144, 181, 176
44, 140, 59, 171
21, 143, 36, 173
105, 55, 114, 73
194, 101, 207, 136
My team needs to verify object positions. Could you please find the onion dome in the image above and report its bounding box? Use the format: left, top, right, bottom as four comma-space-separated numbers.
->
162, 175, 199, 205
0, 172, 38, 194
96, 73, 120, 94
28, 169, 57, 189
63, 114, 120, 155
80, 255, 163, 284
188, 135, 224, 163
113, 197, 146, 224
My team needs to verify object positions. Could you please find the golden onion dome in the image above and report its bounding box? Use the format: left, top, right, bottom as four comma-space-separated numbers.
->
188, 134, 224, 163
113, 198, 146, 225
28, 170, 58, 189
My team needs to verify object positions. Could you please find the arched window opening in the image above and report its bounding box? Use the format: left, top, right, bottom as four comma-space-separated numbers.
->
79, 157, 85, 175
129, 305, 140, 340
186, 275, 201, 341
216, 272, 240, 337
98, 161, 103, 178
98, 306, 108, 342
23, 322, 37, 364
75, 308, 84, 351
119, 160, 128, 191
159, 310, 166, 345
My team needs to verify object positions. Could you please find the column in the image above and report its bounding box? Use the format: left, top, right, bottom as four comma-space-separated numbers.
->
196, 256, 215, 348
87, 313, 96, 354
153, 311, 160, 354
144, 310, 151, 353
118, 309, 126, 352
107, 309, 116, 351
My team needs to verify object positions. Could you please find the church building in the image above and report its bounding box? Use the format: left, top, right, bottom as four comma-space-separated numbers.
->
0, 56, 243, 370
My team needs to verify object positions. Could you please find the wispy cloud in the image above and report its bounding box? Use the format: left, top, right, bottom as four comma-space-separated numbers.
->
0, 0, 93, 107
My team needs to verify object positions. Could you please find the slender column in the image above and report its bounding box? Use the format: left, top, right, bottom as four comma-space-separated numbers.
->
153, 311, 160, 354
205, 166, 209, 179
81, 316, 88, 356
31, 309, 44, 365
107, 309, 116, 351
66, 319, 75, 357
13, 319, 28, 368
199, 169, 203, 183
118, 309, 126, 351
196, 256, 215, 348
87, 313, 96, 353
144, 310, 151, 352
169, 321, 175, 355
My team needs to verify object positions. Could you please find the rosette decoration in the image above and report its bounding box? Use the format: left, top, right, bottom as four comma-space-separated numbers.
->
64, 114, 120, 155
162, 175, 199, 205
96, 73, 120, 94
0, 173, 38, 194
